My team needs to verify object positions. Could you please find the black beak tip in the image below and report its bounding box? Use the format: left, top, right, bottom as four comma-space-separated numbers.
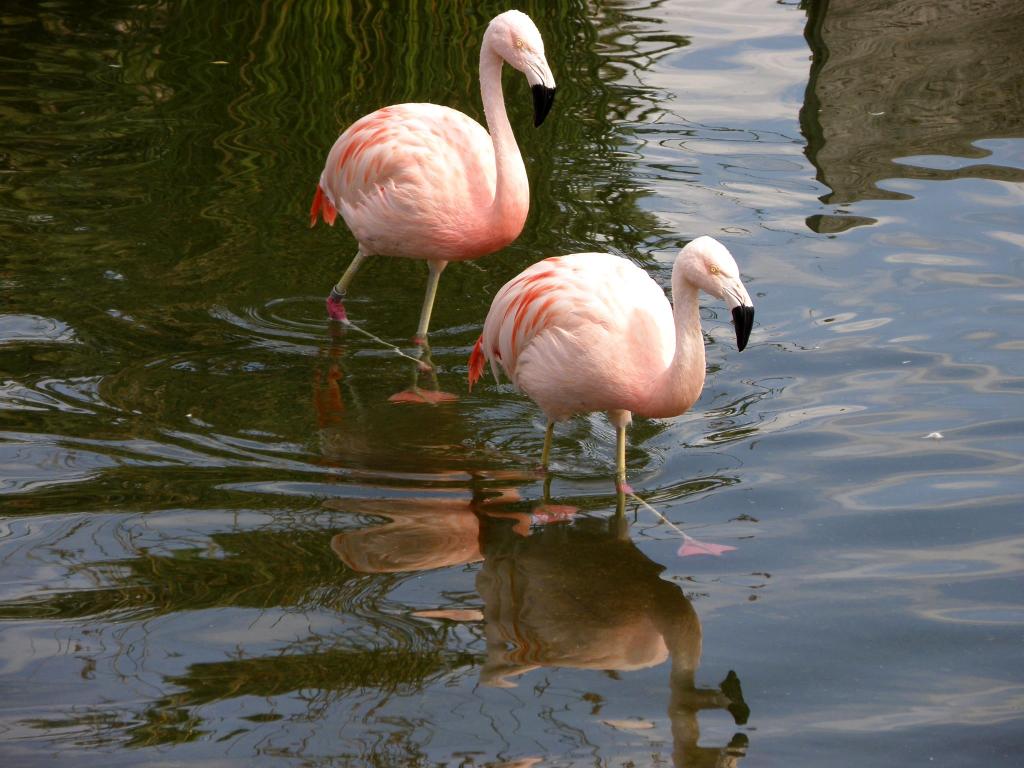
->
532, 84, 556, 127
732, 305, 755, 352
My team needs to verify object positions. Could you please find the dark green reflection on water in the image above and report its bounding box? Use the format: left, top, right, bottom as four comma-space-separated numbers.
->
0, 526, 346, 620
0, 2, 743, 764
1, 0, 687, 484
2, 0, 677, 327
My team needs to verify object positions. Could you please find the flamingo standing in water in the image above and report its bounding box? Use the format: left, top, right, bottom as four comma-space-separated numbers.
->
468, 236, 755, 494
309, 10, 556, 344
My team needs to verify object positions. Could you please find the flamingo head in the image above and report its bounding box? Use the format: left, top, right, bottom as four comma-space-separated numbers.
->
486, 10, 557, 126
678, 236, 755, 351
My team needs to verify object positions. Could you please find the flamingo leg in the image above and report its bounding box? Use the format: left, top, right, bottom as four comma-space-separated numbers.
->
414, 259, 448, 344
615, 423, 630, 516
327, 249, 369, 322
532, 420, 577, 525
615, 423, 629, 493
540, 420, 554, 471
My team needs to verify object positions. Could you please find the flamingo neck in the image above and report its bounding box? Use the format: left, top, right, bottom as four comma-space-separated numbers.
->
479, 45, 529, 232
644, 275, 706, 418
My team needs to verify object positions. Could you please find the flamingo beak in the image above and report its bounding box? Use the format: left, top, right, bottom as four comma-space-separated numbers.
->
531, 84, 556, 127
732, 305, 755, 351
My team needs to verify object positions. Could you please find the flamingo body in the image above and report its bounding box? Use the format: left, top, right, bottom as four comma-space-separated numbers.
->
473, 253, 682, 421
469, 236, 755, 490
309, 10, 556, 341
311, 103, 522, 262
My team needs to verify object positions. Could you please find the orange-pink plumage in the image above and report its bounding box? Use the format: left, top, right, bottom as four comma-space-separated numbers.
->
468, 336, 487, 392
470, 237, 755, 493
309, 11, 557, 343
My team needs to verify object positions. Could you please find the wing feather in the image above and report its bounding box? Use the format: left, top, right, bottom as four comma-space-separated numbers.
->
478, 253, 674, 419
313, 104, 498, 259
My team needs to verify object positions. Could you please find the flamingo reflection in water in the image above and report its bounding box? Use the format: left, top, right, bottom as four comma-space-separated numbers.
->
329, 488, 525, 574
312, 328, 473, 467
333, 508, 750, 766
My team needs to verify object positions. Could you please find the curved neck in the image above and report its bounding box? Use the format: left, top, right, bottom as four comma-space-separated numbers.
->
643, 274, 706, 417
479, 44, 528, 222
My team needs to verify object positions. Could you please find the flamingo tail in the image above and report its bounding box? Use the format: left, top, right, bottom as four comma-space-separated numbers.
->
468, 335, 486, 392
309, 184, 337, 227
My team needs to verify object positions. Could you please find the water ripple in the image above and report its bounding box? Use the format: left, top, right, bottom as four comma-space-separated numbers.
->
0, 314, 78, 346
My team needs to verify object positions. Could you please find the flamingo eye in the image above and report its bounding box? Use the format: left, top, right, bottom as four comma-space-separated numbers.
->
708, 264, 720, 275
514, 38, 526, 50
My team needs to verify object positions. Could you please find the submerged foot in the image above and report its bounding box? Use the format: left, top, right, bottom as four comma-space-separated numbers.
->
531, 504, 577, 524
677, 532, 737, 557
388, 387, 459, 405
326, 288, 348, 322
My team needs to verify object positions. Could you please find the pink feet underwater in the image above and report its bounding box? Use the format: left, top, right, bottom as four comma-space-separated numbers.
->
388, 388, 459, 405
677, 533, 737, 558
531, 504, 578, 525
324, 292, 458, 405
326, 289, 348, 323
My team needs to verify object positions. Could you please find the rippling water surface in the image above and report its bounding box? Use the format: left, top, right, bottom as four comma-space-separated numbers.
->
2, 1, 1023, 765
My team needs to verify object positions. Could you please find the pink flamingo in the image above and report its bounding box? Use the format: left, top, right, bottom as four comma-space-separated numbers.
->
309, 10, 556, 344
468, 236, 755, 496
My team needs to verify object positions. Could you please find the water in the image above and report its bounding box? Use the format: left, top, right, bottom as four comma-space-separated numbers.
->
2, 0, 1022, 765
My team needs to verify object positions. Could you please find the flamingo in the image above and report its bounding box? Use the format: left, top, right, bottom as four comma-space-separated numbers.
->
309, 10, 557, 344
468, 236, 755, 495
